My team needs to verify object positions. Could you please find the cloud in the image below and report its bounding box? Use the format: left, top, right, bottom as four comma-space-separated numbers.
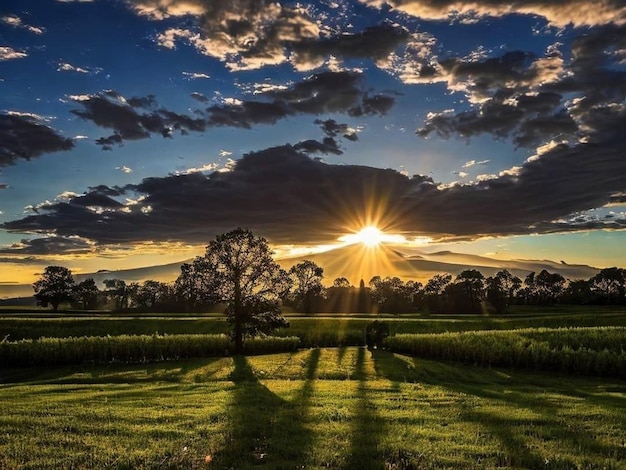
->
116, 165, 133, 173
70, 90, 206, 149
190, 92, 209, 103
145, 0, 320, 70
69, 77, 383, 150
0, 113, 75, 166
0, 236, 95, 255
1, 15, 45, 34
207, 71, 395, 128
315, 119, 359, 141
360, 0, 626, 27
56, 62, 102, 74
291, 23, 411, 71
462, 160, 490, 168
0, 46, 28, 61
293, 137, 343, 155
182, 71, 210, 79
415, 25, 626, 147
5, 124, 626, 248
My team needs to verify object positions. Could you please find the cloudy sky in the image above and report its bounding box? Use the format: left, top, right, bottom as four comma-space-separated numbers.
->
1, 0, 625, 284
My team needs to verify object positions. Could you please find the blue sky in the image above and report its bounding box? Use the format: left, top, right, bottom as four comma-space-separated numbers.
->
1, 0, 625, 283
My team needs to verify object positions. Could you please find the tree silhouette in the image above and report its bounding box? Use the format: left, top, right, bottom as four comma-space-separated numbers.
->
289, 260, 325, 314
103, 279, 130, 310
589, 267, 625, 304
333, 277, 352, 288
486, 270, 521, 314
73, 278, 100, 310
201, 228, 291, 353
33, 266, 75, 312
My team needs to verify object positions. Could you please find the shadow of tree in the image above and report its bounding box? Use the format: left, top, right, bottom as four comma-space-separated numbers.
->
371, 349, 625, 468
344, 347, 386, 470
213, 350, 319, 468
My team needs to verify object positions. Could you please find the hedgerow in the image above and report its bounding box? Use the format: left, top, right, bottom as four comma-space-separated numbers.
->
385, 327, 626, 378
0, 334, 300, 367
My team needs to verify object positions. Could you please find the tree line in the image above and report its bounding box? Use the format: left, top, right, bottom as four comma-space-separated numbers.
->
34, 230, 626, 319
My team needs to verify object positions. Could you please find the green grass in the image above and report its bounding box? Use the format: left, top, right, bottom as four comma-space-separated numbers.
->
1, 347, 625, 469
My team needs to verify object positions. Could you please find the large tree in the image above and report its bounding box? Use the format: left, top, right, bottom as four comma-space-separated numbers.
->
288, 260, 325, 314
201, 228, 291, 353
33, 266, 75, 312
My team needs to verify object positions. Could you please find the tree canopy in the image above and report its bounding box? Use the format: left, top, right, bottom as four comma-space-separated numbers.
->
33, 266, 75, 312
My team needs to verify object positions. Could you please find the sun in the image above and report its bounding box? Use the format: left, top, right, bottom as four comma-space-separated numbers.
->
340, 226, 385, 247
355, 226, 384, 247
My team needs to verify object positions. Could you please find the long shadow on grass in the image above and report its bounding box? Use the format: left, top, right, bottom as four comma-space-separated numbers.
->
372, 350, 625, 467
343, 347, 386, 470
213, 351, 318, 468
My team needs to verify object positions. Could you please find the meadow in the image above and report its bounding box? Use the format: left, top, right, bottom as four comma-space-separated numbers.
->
1, 347, 625, 469
1, 310, 625, 469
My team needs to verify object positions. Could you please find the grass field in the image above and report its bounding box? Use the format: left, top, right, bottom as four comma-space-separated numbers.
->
1, 347, 625, 469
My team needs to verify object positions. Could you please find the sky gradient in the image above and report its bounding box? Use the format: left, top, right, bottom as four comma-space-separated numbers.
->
1, 0, 625, 285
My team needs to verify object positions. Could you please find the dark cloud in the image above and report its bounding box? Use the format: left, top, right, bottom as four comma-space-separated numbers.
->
126, 95, 157, 108
417, 92, 578, 148
73, 73, 393, 147
0, 113, 75, 166
315, 119, 358, 141
292, 23, 411, 70
417, 25, 626, 147
207, 101, 291, 128
0, 237, 94, 255
71, 91, 207, 149
207, 71, 395, 128
293, 137, 343, 155
5, 130, 626, 247
190, 92, 209, 103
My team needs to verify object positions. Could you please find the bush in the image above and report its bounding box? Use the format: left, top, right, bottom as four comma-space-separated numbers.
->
365, 321, 389, 348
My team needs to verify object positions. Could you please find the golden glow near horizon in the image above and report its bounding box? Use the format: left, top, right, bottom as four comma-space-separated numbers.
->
339, 225, 406, 247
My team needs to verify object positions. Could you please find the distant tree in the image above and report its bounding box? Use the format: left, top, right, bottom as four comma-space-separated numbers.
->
563, 279, 592, 305
134, 280, 170, 309
199, 228, 291, 353
73, 278, 100, 310
369, 276, 416, 313
486, 270, 521, 314
423, 273, 452, 313
289, 260, 325, 314
174, 258, 220, 312
33, 266, 75, 312
443, 270, 485, 313
534, 270, 566, 305
333, 277, 352, 288
589, 267, 625, 304
104, 279, 130, 310
404, 280, 423, 311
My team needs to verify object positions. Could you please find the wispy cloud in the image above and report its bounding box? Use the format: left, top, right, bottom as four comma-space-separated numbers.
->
0, 46, 28, 61
1, 15, 45, 34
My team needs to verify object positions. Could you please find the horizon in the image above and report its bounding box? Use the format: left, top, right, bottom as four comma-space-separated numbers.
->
1, 0, 626, 286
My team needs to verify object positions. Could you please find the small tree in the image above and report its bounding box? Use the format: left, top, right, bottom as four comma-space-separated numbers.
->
200, 228, 291, 353
33, 266, 75, 312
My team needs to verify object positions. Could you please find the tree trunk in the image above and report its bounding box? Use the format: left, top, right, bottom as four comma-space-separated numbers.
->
233, 276, 243, 354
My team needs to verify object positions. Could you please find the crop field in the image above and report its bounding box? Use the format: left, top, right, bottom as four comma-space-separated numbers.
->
1, 346, 625, 469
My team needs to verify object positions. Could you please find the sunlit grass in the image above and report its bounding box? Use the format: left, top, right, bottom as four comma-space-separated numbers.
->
1, 348, 625, 469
